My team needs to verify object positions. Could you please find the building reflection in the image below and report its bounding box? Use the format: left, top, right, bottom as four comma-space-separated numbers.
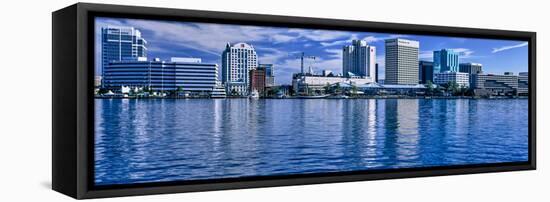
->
383, 99, 420, 167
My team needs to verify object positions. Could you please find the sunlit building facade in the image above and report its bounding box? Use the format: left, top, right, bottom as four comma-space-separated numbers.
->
343, 40, 377, 81
385, 38, 419, 85
221, 43, 258, 95
433, 49, 459, 73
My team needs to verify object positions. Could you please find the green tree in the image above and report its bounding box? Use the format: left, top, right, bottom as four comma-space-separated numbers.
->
425, 81, 435, 95
267, 86, 280, 96
97, 88, 109, 95
446, 81, 459, 95
334, 83, 342, 95
351, 85, 359, 96
323, 82, 332, 94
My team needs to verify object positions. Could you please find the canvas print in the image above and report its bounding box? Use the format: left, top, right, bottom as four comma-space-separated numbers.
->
93, 17, 529, 186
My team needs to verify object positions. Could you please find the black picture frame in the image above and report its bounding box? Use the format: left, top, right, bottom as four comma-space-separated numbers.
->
52, 2, 536, 199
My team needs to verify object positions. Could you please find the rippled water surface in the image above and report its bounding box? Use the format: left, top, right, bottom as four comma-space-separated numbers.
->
94, 99, 528, 185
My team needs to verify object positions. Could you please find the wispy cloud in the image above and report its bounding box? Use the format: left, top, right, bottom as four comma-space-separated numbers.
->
288, 29, 349, 41
492, 42, 528, 53
101, 18, 299, 56
362, 34, 408, 43
324, 49, 342, 58
452, 48, 475, 58
320, 40, 347, 47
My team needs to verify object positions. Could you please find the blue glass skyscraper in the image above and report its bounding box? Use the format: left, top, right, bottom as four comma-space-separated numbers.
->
433, 49, 459, 73
101, 26, 147, 87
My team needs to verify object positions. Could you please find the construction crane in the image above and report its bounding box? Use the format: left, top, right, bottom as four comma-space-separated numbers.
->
294, 52, 316, 75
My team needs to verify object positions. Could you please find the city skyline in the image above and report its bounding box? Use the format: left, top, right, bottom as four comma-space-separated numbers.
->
95, 17, 529, 85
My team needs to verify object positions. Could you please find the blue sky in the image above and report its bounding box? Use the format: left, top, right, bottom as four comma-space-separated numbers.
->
95, 17, 528, 85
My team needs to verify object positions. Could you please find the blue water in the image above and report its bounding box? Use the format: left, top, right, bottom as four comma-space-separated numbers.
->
94, 98, 528, 185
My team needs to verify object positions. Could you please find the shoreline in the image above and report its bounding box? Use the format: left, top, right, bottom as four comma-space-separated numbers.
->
94, 96, 528, 100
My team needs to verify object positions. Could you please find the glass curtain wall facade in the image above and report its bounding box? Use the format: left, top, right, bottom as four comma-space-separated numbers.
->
101, 26, 147, 86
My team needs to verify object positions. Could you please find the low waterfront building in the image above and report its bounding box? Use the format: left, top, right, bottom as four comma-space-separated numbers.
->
103, 57, 219, 94
322, 69, 334, 77
210, 82, 227, 98
354, 83, 426, 96
434, 71, 470, 88
518, 72, 528, 96
470, 73, 519, 96
292, 74, 374, 95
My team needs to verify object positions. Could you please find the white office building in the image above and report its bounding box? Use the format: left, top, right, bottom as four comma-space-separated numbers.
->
343, 40, 376, 81
434, 71, 470, 88
385, 38, 419, 85
221, 42, 258, 95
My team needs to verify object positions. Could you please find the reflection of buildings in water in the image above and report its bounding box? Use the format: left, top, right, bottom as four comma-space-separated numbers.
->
394, 99, 420, 164
212, 99, 223, 148
337, 99, 380, 167
300, 99, 344, 149
444, 99, 471, 162
453, 99, 469, 136
363, 99, 379, 165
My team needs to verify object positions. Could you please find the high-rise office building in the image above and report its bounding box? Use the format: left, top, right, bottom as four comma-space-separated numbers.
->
101, 26, 147, 87
258, 63, 275, 86
375, 63, 379, 83
459, 63, 483, 74
221, 42, 258, 95
419, 61, 434, 84
385, 38, 419, 85
342, 40, 376, 81
433, 49, 459, 73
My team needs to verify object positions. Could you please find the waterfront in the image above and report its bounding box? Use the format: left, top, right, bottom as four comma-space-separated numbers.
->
94, 98, 528, 185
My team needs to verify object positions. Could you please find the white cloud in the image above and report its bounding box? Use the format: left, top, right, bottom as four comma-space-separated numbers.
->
257, 47, 290, 64
492, 42, 528, 53
451, 48, 474, 58
103, 18, 300, 57
270, 34, 296, 43
320, 40, 347, 47
362, 34, 408, 43
288, 29, 349, 41
324, 49, 342, 57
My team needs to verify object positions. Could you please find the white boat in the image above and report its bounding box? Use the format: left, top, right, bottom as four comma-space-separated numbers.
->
295, 94, 329, 99
329, 95, 349, 99
249, 90, 260, 99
